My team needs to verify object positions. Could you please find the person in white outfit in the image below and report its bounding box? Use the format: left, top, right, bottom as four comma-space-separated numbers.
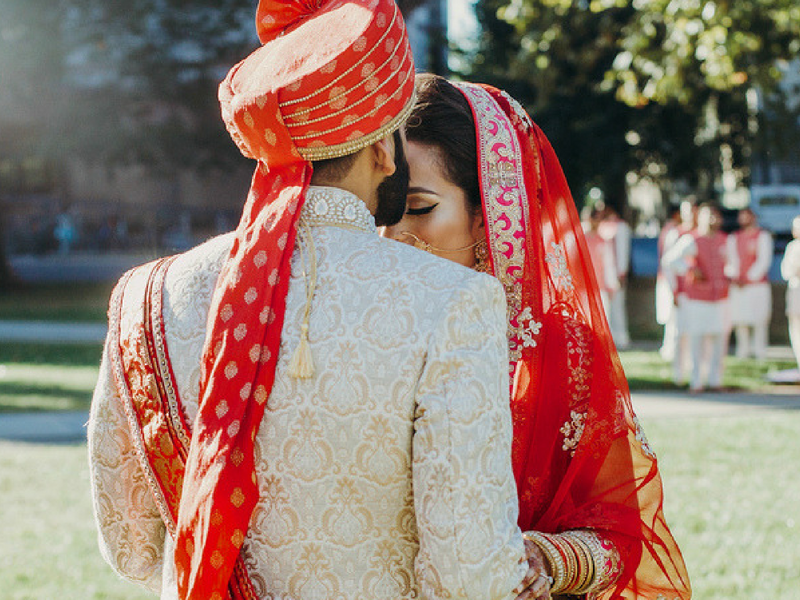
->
583, 205, 620, 316
655, 206, 681, 361
781, 215, 800, 371
662, 204, 730, 392
659, 198, 697, 377
725, 208, 774, 360
598, 205, 632, 348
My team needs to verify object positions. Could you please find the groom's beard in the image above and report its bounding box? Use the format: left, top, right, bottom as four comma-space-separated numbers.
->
373, 130, 410, 227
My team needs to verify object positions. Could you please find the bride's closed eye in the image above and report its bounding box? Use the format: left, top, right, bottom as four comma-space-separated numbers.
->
406, 203, 438, 216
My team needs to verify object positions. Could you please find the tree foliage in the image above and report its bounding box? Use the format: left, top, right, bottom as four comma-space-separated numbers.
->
466, 0, 800, 208
1, 0, 430, 172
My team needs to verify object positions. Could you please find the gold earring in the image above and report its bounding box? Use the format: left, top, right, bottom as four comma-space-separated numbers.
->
474, 238, 490, 273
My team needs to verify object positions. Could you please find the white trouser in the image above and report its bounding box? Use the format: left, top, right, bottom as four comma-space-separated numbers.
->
734, 323, 769, 360
608, 286, 630, 348
660, 312, 678, 361
672, 334, 691, 384
789, 316, 800, 370
688, 333, 725, 390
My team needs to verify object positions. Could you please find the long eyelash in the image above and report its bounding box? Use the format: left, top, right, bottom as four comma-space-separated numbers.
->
406, 204, 438, 216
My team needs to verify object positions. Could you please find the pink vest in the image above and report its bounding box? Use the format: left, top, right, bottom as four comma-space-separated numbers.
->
585, 231, 611, 294
685, 231, 729, 302
735, 228, 768, 284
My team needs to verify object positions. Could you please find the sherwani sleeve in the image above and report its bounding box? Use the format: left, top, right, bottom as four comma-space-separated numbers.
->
746, 231, 774, 281
662, 233, 697, 278
603, 242, 620, 292
782, 241, 800, 284
412, 274, 528, 600
615, 222, 632, 277
725, 234, 740, 279
87, 337, 165, 592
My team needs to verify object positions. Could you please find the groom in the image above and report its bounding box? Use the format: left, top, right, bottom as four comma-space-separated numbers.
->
88, 1, 544, 598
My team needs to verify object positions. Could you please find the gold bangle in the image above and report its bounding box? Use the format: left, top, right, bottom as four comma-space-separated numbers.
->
548, 533, 578, 592
523, 532, 567, 593
562, 531, 595, 594
570, 529, 622, 593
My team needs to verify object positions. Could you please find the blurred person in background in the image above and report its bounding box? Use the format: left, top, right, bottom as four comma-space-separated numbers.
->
660, 198, 698, 380
582, 204, 620, 316
598, 204, 632, 348
725, 208, 774, 360
662, 203, 730, 392
781, 215, 800, 372
656, 205, 681, 360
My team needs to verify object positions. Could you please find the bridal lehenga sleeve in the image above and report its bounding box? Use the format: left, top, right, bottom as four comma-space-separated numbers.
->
455, 82, 691, 599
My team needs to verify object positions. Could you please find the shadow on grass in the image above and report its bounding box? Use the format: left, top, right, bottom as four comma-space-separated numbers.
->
0, 342, 103, 366
0, 383, 92, 413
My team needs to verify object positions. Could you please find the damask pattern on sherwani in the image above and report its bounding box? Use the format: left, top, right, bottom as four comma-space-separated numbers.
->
89, 186, 528, 599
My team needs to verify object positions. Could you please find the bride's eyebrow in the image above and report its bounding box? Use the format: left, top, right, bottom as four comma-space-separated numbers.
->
407, 186, 439, 196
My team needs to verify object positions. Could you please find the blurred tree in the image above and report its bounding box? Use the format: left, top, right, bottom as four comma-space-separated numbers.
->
466, 0, 800, 211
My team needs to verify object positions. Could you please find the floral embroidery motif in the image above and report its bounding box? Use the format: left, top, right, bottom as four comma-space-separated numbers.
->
560, 410, 586, 456
546, 242, 574, 291
501, 91, 533, 132
564, 311, 592, 407
633, 416, 656, 459
487, 160, 518, 188
517, 306, 542, 348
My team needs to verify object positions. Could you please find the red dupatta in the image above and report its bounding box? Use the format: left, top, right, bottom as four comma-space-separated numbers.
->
455, 82, 691, 599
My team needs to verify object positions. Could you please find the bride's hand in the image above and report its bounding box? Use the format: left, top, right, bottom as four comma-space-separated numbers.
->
513, 538, 553, 600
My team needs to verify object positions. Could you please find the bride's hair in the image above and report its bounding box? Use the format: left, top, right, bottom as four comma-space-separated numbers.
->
407, 74, 482, 217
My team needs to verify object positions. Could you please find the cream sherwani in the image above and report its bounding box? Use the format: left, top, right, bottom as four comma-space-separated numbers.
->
88, 186, 528, 600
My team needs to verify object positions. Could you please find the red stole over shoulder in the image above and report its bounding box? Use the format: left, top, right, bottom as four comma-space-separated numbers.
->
107, 257, 257, 599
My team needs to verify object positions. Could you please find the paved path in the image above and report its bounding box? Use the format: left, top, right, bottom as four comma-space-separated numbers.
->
0, 320, 107, 343
0, 410, 90, 444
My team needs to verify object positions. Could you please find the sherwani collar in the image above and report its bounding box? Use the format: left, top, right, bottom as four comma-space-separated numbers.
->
301, 186, 377, 233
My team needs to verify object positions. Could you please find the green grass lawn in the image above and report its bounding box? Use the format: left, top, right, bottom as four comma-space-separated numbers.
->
0, 412, 797, 598
0, 282, 114, 323
0, 343, 103, 413
0, 441, 152, 600
645, 412, 800, 599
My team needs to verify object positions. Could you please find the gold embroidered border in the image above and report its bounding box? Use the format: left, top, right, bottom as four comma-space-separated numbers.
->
285, 42, 411, 128
284, 34, 410, 122
297, 89, 416, 161
147, 256, 192, 453
108, 262, 178, 533
456, 82, 527, 360
292, 65, 413, 140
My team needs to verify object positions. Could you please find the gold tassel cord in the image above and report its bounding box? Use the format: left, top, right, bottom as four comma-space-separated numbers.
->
288, 222, 317, 379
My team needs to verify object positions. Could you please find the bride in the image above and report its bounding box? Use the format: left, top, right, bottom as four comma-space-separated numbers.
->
384, 74, 691, 599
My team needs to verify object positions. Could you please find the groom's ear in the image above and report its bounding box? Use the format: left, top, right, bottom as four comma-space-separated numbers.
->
371, 136, 397, 177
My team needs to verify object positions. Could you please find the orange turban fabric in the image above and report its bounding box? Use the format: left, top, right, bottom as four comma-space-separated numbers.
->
174, 2, 415, 598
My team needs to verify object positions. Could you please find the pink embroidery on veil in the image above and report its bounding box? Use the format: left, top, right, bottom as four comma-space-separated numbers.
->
456, 82, 529, 366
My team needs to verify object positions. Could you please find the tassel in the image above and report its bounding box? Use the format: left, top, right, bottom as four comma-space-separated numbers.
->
289, 323, 314, 379
289, 221, 317, 379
